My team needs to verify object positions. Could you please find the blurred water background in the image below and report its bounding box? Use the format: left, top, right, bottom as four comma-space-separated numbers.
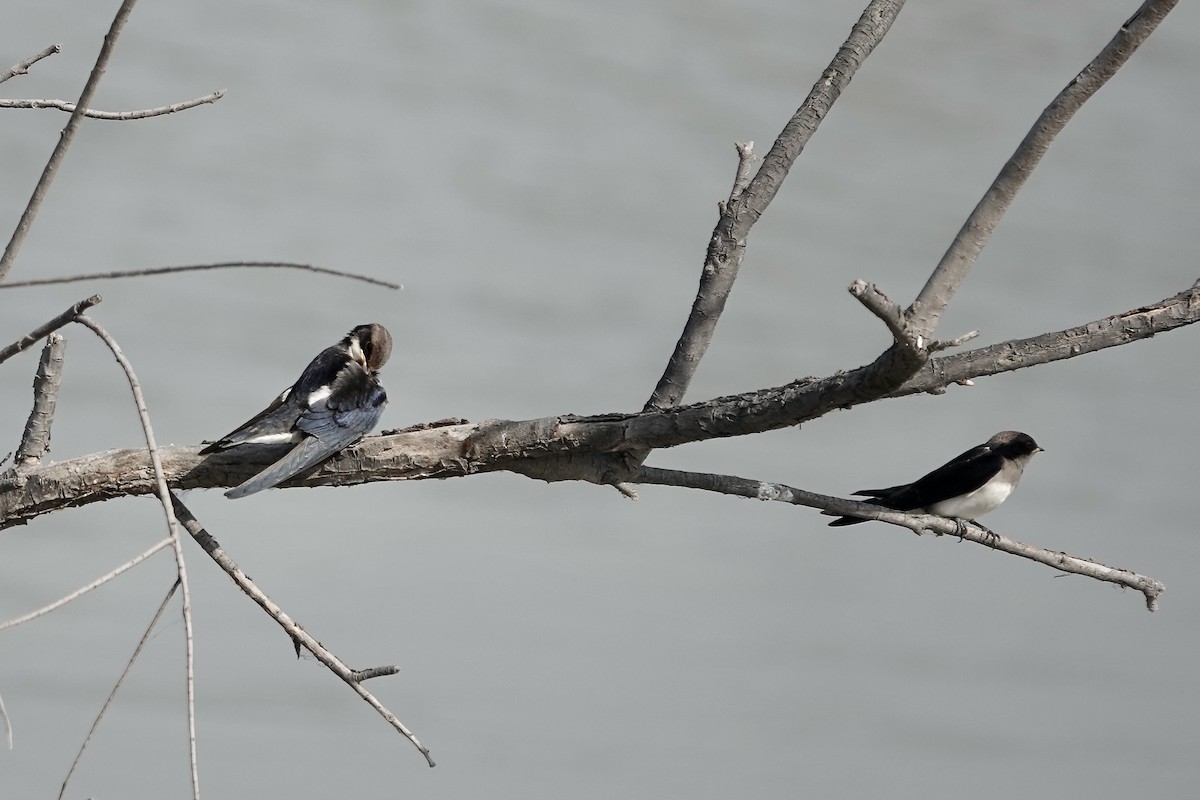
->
1, 1, 1198, 797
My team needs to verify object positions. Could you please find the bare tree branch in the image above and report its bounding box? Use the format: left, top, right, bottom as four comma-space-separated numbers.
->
0, 0, 140, 282
0, 89, 225, 119
905, 0, 1181, 335
0, 537, 172, 631
632, 466, 1164, 611
0, 295, 101, 365
0, 262, 401, 290
0, 44, 61, 85
72, 313, 198, 800
13, 334, 65, 470
0, 691, 10, 750
5, 281, 1194, 536
645, 0, 908, 411
849, 280, 917, 347
59, 581, 179, 800
892, 278, 1200, 397
169, 492, 436, 767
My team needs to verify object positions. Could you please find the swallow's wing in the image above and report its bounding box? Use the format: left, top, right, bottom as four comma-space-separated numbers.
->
894, 443, 1002, 509
224, 367, 387, 499
198, 388, 302, 454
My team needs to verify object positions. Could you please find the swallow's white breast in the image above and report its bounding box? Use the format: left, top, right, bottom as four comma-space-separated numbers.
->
927, 477, 1014, 519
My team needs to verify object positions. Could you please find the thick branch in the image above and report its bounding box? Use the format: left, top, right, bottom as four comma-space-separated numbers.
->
894, 278, 1200, 396
2, 281, 1195, 528
906, 0, 1180, 335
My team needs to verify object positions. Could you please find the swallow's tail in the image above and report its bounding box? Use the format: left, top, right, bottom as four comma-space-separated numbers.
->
827, 489, 896, 527
225, 435, 348, 499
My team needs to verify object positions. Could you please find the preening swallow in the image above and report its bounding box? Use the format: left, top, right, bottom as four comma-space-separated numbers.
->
200, 323, 392, 499
828, 431, 1042, 527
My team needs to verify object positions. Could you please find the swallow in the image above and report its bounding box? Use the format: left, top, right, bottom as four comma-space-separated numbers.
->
828, 431, 1042, 527
200, 323, 392, 499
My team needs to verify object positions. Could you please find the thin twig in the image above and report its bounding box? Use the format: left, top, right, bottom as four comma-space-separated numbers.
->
0, 44, 61, 85
14, 334, 66, 469
59, 581, 180, 800
929, 329, 979, 352
0, 89, 225, 119
633, 466, 1164, 611
0, 537, 173, 631
0, 295, 101, 365
169, 491, 436, 768
0, 691, 10, 750
646, 0, 908, 411
73, 313, 199, 800
0, 0, 141, 282
0, 262, 401, 290
906, 0, 1180, 335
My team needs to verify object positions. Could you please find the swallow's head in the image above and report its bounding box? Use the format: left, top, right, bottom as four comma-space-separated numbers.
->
345, 323, 393, 373
989, 431, 1042, 458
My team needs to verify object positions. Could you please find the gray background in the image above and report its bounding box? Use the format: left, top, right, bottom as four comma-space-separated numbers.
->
2, 1, 1198, 797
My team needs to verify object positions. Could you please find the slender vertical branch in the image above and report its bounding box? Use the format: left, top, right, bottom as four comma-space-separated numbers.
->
0, 0, 141, 281
0, 691, 10, 750
645, 0, 907, 411
72, 314, 199, 800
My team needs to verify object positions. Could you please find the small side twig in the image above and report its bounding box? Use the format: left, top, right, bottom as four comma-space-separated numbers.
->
59, 581, 180, 800
0, 44, 61, 85
929, 329, 980, 352
73, 313, 198, 800
848, 280, 922, 350
632, 465, 1165, 611
0, 537, 173, 631
14, 334, 66, 469
169, 491, 435, 768
0, 295, 100, 365
725, 141, 757, 204
0, 89, 226, 119
0, 262, 401, 290
0, 0, 140, 282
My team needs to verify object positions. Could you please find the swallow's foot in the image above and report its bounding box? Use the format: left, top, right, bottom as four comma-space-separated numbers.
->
970, 519, 1000, 548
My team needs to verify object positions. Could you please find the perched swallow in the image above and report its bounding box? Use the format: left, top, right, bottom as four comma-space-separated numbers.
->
200, 323, 392, 499
828, 431, 1042, 527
